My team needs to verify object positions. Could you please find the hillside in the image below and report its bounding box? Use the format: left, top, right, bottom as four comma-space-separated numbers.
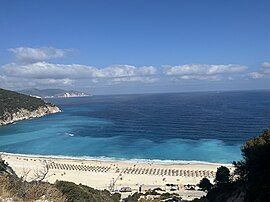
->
0, 159, 120, 202
19, 88, 90, 98
0, 88, 60, 126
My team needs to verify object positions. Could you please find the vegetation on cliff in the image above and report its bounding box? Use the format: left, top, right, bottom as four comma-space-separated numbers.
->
194, 129, 270, 202
0, 158, 120, 202
0, 88, 51, 115
55, 181, 120, 202
0, 88, 59, 125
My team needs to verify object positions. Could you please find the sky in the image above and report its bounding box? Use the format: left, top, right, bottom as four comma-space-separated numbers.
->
0, 0, 269, 95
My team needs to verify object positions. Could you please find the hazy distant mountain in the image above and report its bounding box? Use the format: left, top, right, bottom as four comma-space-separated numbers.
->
19, 88, 90, 98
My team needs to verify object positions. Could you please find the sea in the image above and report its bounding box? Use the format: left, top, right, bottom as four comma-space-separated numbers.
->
0, 90, 270, 164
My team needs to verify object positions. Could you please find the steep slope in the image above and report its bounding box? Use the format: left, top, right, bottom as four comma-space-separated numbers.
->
0, 88, 60, 126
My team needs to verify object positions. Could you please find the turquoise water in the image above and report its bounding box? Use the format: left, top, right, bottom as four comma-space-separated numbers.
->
1, 91, 270, 163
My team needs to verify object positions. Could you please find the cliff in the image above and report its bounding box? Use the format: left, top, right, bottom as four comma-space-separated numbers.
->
0, 88, 61, 126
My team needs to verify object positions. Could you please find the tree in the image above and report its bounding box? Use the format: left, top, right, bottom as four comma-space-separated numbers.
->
0, 154, 17, 177
193, 129, 270, 201
198, 177, 213, 191
31, 160, 51, 181
214, 166, 230, 184
233, 129, 270, 201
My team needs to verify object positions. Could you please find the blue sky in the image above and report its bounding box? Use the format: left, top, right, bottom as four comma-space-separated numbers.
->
0, 0, 269, 94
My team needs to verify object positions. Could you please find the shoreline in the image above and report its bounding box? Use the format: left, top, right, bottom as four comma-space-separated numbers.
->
1, 151, 232, 166
0, 105, 61, 126
1, 151, 233, 200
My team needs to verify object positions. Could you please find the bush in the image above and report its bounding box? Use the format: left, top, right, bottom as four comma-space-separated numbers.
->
233, 129, 270, 201
198, 178, 213, 191
214, 166, 230, 184
0, 174, 65, 201
55, 181, 119, 202
123, 192, 143, 202
194, 129, 270, 201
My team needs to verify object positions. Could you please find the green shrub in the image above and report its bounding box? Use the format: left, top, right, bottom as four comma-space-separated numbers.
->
198, 178, 213, 192
55, 180, 120, 202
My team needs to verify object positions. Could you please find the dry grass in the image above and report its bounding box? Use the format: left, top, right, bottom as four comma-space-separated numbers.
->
0, 174, 65, 202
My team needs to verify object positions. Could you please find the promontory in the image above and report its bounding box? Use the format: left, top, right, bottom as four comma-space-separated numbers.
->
0, 88, 60, 126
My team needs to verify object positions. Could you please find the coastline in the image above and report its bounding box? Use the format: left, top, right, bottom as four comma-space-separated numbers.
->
0, 105, 61, 126
1, 151, 231, 166
1, 151, 233, 200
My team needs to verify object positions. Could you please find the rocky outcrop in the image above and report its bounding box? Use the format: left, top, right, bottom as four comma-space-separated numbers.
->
0, 105, 60, 126
19, 88, 90, 98
50, 92, 89, 98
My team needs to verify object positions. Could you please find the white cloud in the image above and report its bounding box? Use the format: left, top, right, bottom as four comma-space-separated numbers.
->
9, 47, 69, 62
262, 67, 270, 75
3, 62, 97, 79
2, 46, 268, 90
248, 61, 270, 79
0, 62, 157, 89
3, 62, 157, 80
112, 76, 158, 83
163, 64, 247, 80
99, 65, 156, 78
179, 75, 222, 81
261, 61, 270, 68
248, 72, 264, 79
1, 61, 255, 89
1, 62, 158, 88
0, 74, 73, 89
261, 61, 270, 75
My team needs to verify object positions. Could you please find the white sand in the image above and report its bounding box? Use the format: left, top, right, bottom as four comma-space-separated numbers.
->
1, 152, 233, 201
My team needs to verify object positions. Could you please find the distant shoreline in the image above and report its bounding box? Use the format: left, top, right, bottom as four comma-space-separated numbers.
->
86, 88, 270, 97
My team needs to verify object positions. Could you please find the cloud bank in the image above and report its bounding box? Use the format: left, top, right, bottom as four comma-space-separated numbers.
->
248, 61, 270, 79
3, 62, 157, 80
163, 64, 247, 81
0, 46, 268, 91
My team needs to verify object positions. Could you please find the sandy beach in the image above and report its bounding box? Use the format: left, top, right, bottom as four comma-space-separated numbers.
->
1, 152, 233, 200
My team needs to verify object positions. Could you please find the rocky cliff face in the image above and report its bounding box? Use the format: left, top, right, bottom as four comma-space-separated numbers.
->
0, 105, 60, 126
19, 88, 90, 98
51, 92, 89, 98
0, 88, 61, 126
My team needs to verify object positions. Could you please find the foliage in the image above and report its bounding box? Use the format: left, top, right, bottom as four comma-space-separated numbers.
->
159, 192, 181, 201
138, 198, 161, 202
233, 129, 270, 201
124, 192, 182, 202
0, 157, 17, 176
214, 166, 230, 184
0, 158, 120, 202
0, 88, 55, 119
193, 129, 270, 202
0, 174, 65, 201
144, 189, 160, 196
123, 192, 143, 202
0, 159, 6, 172
55, 180, 120, 202
202, 181, 244, 202
198, 178, 213, 191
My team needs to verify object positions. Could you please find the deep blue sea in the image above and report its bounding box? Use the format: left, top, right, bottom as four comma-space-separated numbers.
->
0, 90, 270, 163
